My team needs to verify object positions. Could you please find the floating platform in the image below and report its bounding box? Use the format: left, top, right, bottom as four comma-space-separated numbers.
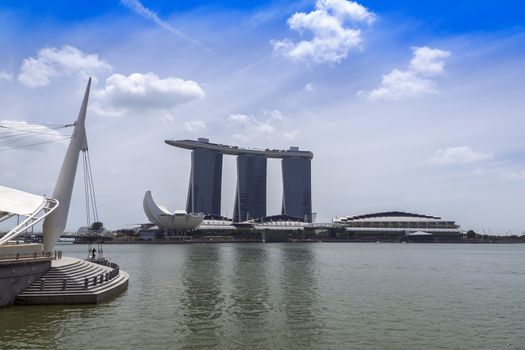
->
15, 256, 128, 305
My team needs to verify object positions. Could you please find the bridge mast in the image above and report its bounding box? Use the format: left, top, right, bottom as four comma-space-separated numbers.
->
43, 78, 91, 252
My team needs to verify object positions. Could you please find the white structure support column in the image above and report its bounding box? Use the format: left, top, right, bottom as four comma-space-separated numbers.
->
43, 78, 91, 252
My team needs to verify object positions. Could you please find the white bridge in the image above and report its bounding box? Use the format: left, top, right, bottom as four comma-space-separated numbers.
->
1, 78, 93, 252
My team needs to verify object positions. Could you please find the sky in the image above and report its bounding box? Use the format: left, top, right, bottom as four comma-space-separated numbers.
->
0, 0, 524, 234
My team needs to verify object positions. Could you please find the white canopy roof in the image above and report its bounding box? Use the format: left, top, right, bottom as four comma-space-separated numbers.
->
0, 185, 46, 216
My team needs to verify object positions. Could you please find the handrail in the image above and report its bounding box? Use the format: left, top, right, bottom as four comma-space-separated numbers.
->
36, 258, 122, 291
82, 260, 121, 289
0, 250, 53, 261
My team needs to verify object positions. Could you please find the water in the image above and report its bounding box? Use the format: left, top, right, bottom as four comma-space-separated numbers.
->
1, 243, 524, 349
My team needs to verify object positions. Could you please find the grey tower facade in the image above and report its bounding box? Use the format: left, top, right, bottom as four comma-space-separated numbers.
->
166, 139, 313, 222
186, 148, 222, 216
233, 154, 267, 222
281, 157, 312, 222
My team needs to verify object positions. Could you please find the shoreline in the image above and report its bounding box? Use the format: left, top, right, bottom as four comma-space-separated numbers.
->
96, 239, 525, 245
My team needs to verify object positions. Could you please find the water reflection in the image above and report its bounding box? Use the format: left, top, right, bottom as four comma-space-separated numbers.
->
228, 244, 271, 347
179, 245, 224, 348
279, 244, 323, 347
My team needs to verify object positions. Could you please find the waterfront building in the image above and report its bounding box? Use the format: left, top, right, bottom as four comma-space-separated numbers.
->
143, 191, 204, 232
333, 211, 463, 241
166, 138, 314, 222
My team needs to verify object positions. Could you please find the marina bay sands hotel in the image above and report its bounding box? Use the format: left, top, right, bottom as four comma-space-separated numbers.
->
166, 138, 313, 222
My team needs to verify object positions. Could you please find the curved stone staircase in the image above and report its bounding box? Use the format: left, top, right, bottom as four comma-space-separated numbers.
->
15, 257, 129, 305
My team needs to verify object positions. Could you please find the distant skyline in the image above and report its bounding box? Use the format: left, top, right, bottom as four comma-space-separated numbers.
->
0, 1, 524, 234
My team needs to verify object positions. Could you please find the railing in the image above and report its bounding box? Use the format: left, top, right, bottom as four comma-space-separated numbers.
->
82, 260, 121, 289
0, 250, 55, 261
37, 259, 121, 291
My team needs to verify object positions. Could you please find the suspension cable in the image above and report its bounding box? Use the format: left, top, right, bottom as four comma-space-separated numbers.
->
81, 149, 99, 227
83, 151, 91, 227
0, 137, 71, 152
0, 122, 74, 152
86, 150, 99, 222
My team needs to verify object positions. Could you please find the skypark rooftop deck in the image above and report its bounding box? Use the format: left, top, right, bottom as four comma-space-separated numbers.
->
165, 138, 314, 159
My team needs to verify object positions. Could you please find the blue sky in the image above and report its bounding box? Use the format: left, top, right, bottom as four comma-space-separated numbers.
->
2, 0, 525, 31
0, 0, 524, 234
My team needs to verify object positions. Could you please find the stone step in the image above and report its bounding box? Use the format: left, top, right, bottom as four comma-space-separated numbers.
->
26, 269, 108, 287
15, 257, 129, 305
42, 265, 110, 280
20, 274, 127, 294
24, 271, 116, 291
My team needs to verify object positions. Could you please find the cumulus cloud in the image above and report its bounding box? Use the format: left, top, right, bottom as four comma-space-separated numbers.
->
272, 0, 374, 64
0, 71, 13, 81
184, 120, 207, 134
368, 69, 437, 100
94, 72, 205, 116
18, 45, 112, 87
365, 46, 451, 100
430, 146, 492, 164
0, 120, 67, 152
409, 46, 450, 76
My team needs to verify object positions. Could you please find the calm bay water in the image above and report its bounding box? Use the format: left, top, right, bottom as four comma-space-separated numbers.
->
1, 243, 524, 349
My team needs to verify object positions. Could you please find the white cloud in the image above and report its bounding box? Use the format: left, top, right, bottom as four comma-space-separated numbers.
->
409, 46, 451, 76
120, 0, 210, 52
94, 72, 205, 116
272, 0, 374, 64
184, 120, 207, 134
226, 110, 299, 144
317, 0, 375, 23
304, 83, 315, 92
368, 69, 437, 100
430, 146, 492, 164
18, 45, 112, 87
228, 114, 250, 124
228, 113, 277, 143
0, 71, 13, 81
121, 0, 173, 32
0, 120, 67, 152
366, 46, 451, 100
